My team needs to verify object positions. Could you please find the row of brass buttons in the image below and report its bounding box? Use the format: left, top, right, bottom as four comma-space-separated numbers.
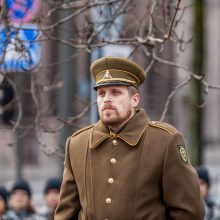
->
104, 138, 118, 220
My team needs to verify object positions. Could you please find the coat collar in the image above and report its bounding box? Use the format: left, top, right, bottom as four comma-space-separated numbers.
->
89, 109, 149, 148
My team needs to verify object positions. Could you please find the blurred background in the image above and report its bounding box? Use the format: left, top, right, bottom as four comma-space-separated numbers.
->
0, 0, 220, 208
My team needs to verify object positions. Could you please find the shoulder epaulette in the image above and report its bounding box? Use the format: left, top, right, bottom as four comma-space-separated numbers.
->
149, 121, 177, 135
71, 125, 94, 138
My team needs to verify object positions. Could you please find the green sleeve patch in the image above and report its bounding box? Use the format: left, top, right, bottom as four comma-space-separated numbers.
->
177, 145, 188, 164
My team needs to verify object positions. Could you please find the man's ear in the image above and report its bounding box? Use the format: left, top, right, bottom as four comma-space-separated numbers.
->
132, 93, 140, 108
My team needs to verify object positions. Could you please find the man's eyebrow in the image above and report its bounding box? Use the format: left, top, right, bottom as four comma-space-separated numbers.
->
97, 89, 105, 93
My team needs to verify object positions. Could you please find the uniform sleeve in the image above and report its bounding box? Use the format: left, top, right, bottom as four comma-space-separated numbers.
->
54, 137, 81, 220
162, 132, 205, 220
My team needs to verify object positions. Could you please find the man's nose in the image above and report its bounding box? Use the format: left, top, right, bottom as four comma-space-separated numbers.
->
103, 92, 111, 102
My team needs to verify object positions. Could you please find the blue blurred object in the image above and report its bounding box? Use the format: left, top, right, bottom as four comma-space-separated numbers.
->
0, 24, 41, 72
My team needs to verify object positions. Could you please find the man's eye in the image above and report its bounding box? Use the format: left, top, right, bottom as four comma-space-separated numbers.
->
112, 90, 121, 94
98, 91, 105, 96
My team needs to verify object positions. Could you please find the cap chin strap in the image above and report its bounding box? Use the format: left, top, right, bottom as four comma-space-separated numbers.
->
93, 81, 138, 90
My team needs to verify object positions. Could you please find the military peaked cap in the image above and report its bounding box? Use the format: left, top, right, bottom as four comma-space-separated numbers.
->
90, 56, 146, 90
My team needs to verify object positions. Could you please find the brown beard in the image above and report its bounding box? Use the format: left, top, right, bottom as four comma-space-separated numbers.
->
100, 107, 132, 129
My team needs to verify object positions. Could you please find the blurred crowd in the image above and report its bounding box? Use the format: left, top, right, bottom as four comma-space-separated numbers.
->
1, 167, 220, 220
0, 177, 61, 220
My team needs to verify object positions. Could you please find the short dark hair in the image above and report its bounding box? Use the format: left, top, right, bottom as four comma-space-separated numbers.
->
127, 86, 139, 96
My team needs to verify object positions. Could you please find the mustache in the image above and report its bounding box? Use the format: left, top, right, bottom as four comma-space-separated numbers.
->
101, 104, 116, 111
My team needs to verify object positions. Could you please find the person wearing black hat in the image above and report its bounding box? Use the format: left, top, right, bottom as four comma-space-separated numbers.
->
38, 177, 62, 220
0, 186, 8, 216
197, 166, 210, 199
197, 166, 220, 220
55, 56, 205, 220
4, 179, 39, 220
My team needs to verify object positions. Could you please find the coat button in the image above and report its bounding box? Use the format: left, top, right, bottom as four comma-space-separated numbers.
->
110, 158, 117, 164
106, 198, 112, 203
108, 178, 114, 184
112, 139, 118, 145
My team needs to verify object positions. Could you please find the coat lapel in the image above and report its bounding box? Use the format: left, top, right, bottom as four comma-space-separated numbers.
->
89, 109, 149, 148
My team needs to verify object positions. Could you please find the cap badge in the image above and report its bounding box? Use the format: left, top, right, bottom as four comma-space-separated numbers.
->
177, 145, 188, 164
103, 70, 112, 79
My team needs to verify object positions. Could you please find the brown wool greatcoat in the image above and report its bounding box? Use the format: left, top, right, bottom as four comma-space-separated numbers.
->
55, 109, 205, 220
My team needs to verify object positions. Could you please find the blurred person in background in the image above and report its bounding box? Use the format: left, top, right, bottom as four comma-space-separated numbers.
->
38, 177, 62, 220
0, 186, 8, 217
4, 179, 40, 220
197, 166, 220, 220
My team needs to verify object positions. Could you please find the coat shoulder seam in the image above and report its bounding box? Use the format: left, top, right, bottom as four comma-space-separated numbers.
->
149, 121, 177, 135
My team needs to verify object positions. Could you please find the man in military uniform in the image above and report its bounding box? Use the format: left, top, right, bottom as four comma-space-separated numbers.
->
55, 56, 205, 220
